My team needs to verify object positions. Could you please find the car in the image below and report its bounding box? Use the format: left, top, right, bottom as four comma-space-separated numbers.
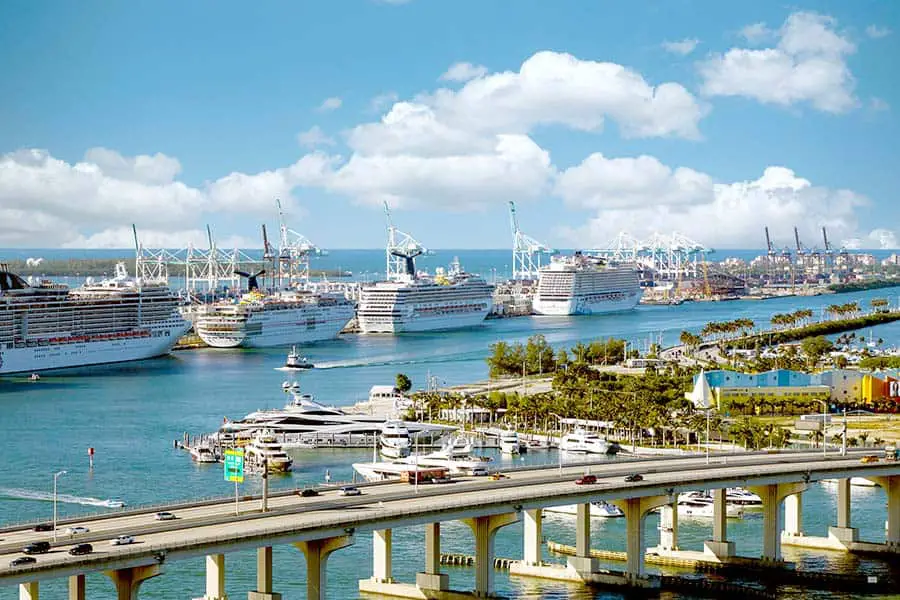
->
65, 526, 89, 535
624, 474, 644, 483
299, 488, 319, 497
860, 455, 880, 464
338, 486, 361, 497
575, 474, 597, 485
22, 542, 51, 555
32, 523, 53, 532
10, 556, 37, 567
111, 535, 135, 546
154, 511, 176, 521
489, 473, 508, 481
430, 476, 452, 484
68, 543, 93, 556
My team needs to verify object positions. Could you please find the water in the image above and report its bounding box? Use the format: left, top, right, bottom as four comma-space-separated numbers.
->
2, 266, 900, 598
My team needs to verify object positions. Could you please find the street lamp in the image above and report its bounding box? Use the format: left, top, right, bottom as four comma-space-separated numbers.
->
52, 470, 67, 541
549, 412, 564, 476
813, 400, 828, 458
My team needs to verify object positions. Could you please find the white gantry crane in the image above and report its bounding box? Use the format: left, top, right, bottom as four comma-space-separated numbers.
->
509, 201, 552, 280
384, 202, 427, 282
594, 231, 709, 281
275, 199, 323, 288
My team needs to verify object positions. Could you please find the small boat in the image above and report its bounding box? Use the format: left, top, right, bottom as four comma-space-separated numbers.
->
104, 498, 126, 508
244, 430, 293, 473
560, 428, 611, 454
499, 427, 520, 455
544, 501, 624, 518
676, 493, 744, 519
189, 440, 218, 464
380, 421, 411, 459
285, 347, 314, 369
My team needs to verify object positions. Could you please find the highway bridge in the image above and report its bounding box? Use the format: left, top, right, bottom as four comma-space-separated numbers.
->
2, 449, 898, 599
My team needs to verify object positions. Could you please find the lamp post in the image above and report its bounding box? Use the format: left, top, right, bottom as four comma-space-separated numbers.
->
52, 470, 67, 541
841, 408, 847, 456
550, 412, 564, 476
814, 399, 828, 458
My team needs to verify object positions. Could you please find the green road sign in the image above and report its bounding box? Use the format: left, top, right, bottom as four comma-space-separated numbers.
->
224, 449, 244, 483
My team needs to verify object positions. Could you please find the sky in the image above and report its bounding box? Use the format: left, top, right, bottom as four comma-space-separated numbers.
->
0, 0, 898, 251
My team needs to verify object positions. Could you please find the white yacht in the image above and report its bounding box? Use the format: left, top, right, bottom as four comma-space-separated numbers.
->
189, 440, 218, 464
559, 428, 611, 454
243, 430, 293, 473
676, 493, 744, 519
726, 488, 762, 506
380, 421, 411, 459
499, 428, 520, 455
285, 346, 314, 369
544, 501, 624, 518
532, 253, 641, 316
408, 436, 491, 476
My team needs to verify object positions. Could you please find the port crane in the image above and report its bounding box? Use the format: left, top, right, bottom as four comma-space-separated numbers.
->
275, 199, 322, 287
384, 202, 427, 282
509, 201, 552, 280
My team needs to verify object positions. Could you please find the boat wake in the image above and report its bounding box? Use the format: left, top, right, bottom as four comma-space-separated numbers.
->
0, 488, 125, 508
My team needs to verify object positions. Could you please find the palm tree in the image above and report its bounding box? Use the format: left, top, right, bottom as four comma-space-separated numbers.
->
858, 432, 869, 447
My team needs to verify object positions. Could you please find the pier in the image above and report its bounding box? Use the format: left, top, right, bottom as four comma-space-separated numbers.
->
2, 449, 899, 599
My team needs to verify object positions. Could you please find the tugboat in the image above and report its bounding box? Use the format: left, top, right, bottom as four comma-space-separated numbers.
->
285, 346, 314, 369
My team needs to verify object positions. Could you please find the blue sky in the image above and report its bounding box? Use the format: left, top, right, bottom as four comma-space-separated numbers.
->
0, 0, 897, 250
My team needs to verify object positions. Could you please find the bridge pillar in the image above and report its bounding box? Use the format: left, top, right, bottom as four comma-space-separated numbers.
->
657, 500, 679, 552
372, 528, 393, 583
204, 554, 228, 600
523, 508, 543, 566
416, 522, 449, 591
613, 495, 669, 581
565, 503, 597, 576
463, 512, 519, 597
104, 564, 162, 600
294, 534, 354, 600
828, 478, 858, 546
784, 492, 803, 537
871, 475, 900, 546
248, 546, 281, 600
69, 574, 85, 600
19, 582, 38, 600
750, 483, 807, 562
704, 488, 734, 559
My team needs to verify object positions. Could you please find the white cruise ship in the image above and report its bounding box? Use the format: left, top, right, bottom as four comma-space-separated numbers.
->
0, 262, 190, 375
532, 252, 641, 316
195, 289, 354, 348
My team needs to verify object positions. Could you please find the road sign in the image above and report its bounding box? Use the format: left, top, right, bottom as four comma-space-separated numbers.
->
224, 449, 244, 483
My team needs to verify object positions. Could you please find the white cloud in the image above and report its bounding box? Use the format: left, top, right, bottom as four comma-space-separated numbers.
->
555, 153, 714, 209
369, 92, 399, 113
700, 11, 857, 113
662, 38, 700, 56
865, 25, 891, 39
866, 228, 898, 249
297, 126, 336, 148
62, 228, 259, 249
318, 96, 343, 111
558, 164, 875, 250
83, 147, 181, 184
440, 62, 489, 82
740, 22, 772, 43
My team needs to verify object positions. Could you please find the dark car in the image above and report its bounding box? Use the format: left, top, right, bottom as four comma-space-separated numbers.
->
23, 541, 51, 555
299, 488, 319, 497
624, 474, 644, 483
69, 543, 93, 556
10, 556, 37, 567
575, 474, 597, 485
32, 523, 53, 532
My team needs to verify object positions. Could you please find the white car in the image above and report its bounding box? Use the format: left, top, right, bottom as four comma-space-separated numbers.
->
66, 526, 90, 535
154, 511, 176, 521
111, 535, 134, 546
338, 486, 361, 497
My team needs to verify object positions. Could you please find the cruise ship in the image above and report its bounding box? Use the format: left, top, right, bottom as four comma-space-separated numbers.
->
532, 252, 641, 316
194, 280, 354, 348
0, 262, 190, 375
357, 258, 493, 334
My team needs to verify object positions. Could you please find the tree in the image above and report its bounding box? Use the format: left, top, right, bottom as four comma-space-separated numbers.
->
801, 336, 834, 367
395, 373, 412, 393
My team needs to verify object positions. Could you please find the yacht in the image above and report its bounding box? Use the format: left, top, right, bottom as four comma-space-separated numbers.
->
532, 253, 641, 316
189, 440, 218, 464
408, 436, 491, 476
676, 493, 744, 519
285, 346, 314, 369
559, 428, 611, 454
380, 421, 411, 459
499, 428, 520, 455
544, 501, 624, 518
243, 430, 293, 473
726, 488, 762, 506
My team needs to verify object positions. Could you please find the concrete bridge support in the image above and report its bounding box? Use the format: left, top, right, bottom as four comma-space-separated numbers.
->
104, 564, 162, 600
657, 500, 679, 552
872, 475, 900, 547
704, 488, 734, 559
415, 522, 449, 591
463, 513, 518, 597
523, 508, 543, 566
372, 529, 393, 583
204, 554, 228, 600
750, 483, 807, 562
248, 546, 281, 600
19, 582, 38, 600
828, 478, 858, 545
69, 574, 86, 600
784, 492, 802, 537
294, 535, 354, 600
565, 503, 598, 577
614, 495, 670, 581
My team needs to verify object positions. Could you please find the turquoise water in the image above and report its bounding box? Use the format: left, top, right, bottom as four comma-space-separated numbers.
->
2, 283, 900, 598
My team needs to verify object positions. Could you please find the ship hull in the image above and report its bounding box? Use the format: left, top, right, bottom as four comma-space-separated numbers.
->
0, 322, 190, 375
533, 291, 641, 316
358, 307, 491, 334
197, 306, 354, 348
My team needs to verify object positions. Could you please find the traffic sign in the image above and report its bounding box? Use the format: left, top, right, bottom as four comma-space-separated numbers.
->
224, 449, 244, 483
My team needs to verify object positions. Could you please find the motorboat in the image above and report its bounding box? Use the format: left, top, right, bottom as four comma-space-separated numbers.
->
526, 437, 551, 450
559, 428, 611, 454
726, 487, 762, 506
676, 493, 744, 519
243, 430, 293, 473
189, 440, 218, 464
405, 436, 491, 476
499, 427, 520, 455
285, 346, 314, 369
380, 421, 411, 459
544, 501, 624, 518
